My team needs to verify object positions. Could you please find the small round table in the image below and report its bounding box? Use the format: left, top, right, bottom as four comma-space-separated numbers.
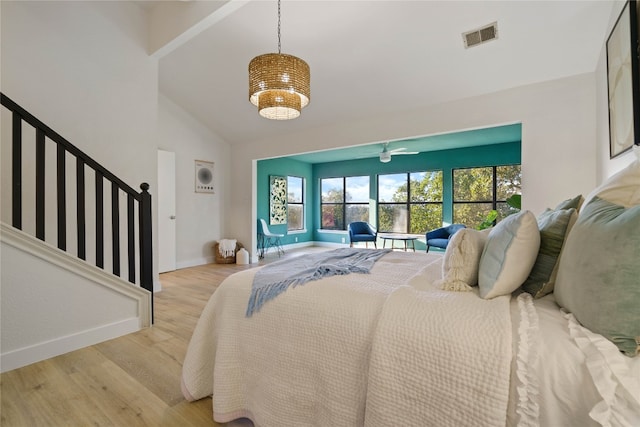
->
380, 234, 418, 252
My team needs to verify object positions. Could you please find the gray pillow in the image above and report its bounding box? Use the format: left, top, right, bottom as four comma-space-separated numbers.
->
554, 194, 583, 211
554, 196, 640, 356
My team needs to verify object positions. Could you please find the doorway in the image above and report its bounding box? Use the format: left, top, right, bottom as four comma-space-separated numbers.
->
158, 150, 176, 273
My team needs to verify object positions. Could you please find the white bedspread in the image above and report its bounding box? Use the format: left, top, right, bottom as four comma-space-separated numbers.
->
181, 251, 512, 426
365, 259, 512, 426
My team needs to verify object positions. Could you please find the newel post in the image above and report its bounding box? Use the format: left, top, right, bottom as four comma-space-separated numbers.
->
139, 182, 154, 323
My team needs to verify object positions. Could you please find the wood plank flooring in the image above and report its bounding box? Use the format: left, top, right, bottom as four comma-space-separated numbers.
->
0, 251, 302, 426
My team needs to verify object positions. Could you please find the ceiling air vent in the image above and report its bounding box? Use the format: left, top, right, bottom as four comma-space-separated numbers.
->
462, 22, 498, 48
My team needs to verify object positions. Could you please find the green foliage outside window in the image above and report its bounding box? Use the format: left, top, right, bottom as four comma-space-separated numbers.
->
320, 176, 370, 230
453, 165, 522, 229
321, 188, 345, 229
319, 165, 520, 234
378, 171, 443, 233
288, 176, 304, 231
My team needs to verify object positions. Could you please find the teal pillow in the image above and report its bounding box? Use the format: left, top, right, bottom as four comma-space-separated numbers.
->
521, 207, 577, 298
554, 197, 640, 356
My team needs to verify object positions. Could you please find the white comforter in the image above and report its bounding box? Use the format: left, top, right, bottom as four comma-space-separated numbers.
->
182, 250, 640, 426
365, 259, 512, 426
181, 252, 512, 426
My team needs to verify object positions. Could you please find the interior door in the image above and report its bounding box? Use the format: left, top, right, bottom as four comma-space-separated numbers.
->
157, 150, 176, 273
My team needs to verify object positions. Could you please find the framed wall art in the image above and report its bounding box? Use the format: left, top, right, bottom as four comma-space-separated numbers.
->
269, 175, 287, 225
195, 160, 215, 193
606, 0, 640, 158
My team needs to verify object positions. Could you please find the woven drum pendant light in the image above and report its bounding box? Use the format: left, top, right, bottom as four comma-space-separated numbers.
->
249, 0, 310, 120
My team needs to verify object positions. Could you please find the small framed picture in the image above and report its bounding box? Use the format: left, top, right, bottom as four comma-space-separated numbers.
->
195, 160, 214, 193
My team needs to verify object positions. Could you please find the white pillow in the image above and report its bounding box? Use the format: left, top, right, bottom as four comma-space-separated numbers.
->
582, 158, 640, 208
436, 228, 489, 291
478, 211, 540, 299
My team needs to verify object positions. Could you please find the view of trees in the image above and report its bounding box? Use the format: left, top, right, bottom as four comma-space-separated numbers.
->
317, 164, 520, 233
378, 171, 443, 233
321, 177, 369, 230
287, 176, 304, 231
321, 187, 345, 229
453, 165, 521, 228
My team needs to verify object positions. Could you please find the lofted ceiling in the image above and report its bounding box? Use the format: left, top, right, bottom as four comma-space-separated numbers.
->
156, 0, 616, 162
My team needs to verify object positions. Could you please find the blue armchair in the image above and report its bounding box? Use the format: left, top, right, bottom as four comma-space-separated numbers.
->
425, 224, 466, 252
348, 222, 377, 248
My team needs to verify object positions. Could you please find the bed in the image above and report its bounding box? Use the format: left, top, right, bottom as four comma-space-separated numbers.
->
182, 158, 640, 427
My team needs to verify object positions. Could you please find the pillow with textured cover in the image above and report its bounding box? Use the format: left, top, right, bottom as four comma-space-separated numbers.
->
554, 196, 640, 356
478, 210, 540, 299
435, 228, 489, 292
520, 207, 577, 298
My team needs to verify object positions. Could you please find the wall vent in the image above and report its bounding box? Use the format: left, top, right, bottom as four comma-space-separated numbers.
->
462, 22, 498, 48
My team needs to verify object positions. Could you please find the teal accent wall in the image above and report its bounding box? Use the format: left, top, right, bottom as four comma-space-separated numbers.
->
257, 157, 314, 245
257, 141, 521, 247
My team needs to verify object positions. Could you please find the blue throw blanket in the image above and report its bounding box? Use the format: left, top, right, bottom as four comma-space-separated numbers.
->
246, 248, 391, 317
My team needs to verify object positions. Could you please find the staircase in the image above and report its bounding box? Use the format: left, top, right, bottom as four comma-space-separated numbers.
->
0, 93, 153, 372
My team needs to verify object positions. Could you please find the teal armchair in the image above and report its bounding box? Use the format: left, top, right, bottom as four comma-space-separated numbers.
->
348, 222, 377, 248
425, 224, 466, 252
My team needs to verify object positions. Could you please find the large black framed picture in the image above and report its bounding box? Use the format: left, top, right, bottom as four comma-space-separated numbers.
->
606, 0, 640, 159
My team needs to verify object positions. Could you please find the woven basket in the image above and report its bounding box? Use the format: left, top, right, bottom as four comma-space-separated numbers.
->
214, 241, 243, 264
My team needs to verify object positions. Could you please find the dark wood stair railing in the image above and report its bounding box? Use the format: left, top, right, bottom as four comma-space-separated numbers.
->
1, 93, 154, 322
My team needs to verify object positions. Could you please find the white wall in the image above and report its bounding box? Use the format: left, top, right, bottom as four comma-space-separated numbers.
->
157, 94, 232, 269
0, 1, 160, 368
1, 225, 150, 373
1, 1, 157, 187
0, 1, 234, 284
2, 0, 634, 275
0, 1, 159, 279
228, 73, 598, 259
227, 2, 640, 258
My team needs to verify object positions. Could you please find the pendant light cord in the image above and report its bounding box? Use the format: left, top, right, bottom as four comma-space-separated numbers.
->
277, 0, 281, 54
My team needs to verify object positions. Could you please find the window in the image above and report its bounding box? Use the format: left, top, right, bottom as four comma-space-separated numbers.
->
453, 165, 521, 228
320, 176, 370, 230
287, 176, 304, 231
377, 171, 443, 233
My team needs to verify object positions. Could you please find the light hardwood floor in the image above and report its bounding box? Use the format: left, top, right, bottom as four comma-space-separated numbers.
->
1, 248, 320, 426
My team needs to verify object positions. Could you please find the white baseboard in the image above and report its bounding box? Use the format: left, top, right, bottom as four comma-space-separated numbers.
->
282, 241, 316, 250
0, 318, 140, 373
153, 278, 162, 293
175, 256, 215, 270
312, 241, 348, 248
174, 242, 347, 267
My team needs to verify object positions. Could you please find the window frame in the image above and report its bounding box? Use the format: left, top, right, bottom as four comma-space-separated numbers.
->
320, 176, 370, 230
376, 170, 443, 234
287, 175, 305, 232
452, 164, 521, 226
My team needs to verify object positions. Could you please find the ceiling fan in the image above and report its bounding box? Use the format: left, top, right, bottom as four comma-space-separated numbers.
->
379, 142, 419, 163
